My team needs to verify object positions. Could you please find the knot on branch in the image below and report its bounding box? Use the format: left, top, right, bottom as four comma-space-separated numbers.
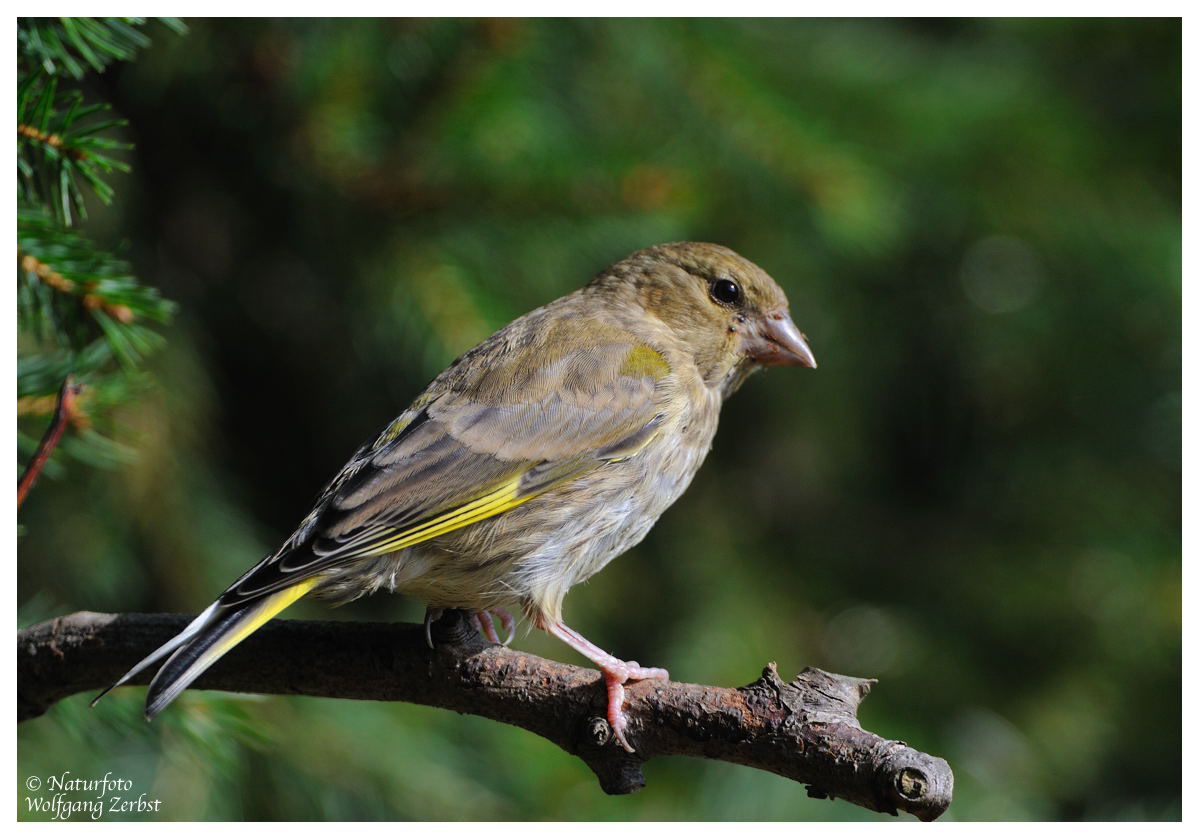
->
873, 740, 955, 822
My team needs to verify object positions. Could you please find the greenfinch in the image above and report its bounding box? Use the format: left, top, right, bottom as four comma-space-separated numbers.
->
97, 242, 816, 750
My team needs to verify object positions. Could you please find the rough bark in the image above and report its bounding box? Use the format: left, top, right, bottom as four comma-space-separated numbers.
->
17, 610, 953, 820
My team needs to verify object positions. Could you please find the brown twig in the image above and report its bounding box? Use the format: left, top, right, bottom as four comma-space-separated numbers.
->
17, 252, 135, 322
17, 610, 953, 820
17, 123, 89, 160
17, 376, 83, 509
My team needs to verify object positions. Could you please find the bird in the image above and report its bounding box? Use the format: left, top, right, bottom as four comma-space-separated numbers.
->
95, 241, 816, 751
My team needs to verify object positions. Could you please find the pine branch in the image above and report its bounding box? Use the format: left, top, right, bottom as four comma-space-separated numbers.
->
17, 74, 131, 224
16, 208, 173, 475
18, 17, 185, 79
18, 610, 953, 821
17, 207, 174, 365
17, 19, 187, 223
15, 19, 184, 483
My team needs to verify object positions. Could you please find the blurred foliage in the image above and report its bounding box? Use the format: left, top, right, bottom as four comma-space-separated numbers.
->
17, 18, 1179, 821
16, 18, 181, 489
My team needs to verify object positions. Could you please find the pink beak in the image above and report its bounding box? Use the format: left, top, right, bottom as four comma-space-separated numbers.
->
746, 311, 817, 368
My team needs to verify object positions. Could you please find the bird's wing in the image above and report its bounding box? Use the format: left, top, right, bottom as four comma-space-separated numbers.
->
218, 316, 673, 606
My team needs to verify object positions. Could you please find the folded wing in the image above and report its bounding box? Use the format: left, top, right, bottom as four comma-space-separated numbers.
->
219, 325, 673, 607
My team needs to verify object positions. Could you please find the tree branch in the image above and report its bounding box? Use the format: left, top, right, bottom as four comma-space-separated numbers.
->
17, 375, 82, 508
17, 610, 953, 820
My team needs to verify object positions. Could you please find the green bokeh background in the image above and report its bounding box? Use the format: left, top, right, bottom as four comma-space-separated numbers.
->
17, 18, 1180, 821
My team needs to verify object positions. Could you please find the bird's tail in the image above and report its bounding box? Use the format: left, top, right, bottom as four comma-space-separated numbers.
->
93, 578, 318, 719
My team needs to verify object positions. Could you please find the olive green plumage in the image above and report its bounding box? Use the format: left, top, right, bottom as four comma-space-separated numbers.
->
98, 241, 816, 748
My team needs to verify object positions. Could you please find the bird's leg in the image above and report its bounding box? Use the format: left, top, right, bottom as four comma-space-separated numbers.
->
544, 621, 668, 752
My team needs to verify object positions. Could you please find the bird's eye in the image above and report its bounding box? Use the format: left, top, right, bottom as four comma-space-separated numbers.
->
711, 279, 741, 306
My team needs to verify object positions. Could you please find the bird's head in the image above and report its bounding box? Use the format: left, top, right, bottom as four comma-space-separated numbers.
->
590, 242, 816, 396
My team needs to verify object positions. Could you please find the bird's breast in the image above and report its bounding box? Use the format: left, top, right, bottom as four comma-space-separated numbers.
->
495, 384, 723, 612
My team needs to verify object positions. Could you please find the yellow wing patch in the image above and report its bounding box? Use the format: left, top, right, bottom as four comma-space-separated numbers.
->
348, 475, 537, 557
619, 345, 670, 381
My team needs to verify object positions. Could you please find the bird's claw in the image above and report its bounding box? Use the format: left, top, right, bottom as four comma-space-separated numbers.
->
470, 608, 515, 646
602, 661, 669, 752
424, 607, 515, 648
423, 607, 444, 649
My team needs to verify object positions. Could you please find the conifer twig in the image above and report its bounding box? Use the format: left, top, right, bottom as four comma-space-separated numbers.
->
17, 376, 83, 508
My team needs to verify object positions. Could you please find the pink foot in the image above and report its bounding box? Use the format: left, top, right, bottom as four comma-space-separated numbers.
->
470, 608, 516, 646
544, 621, 668, 752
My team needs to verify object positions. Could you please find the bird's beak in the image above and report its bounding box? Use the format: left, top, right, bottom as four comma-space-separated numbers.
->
745, 311, 817, 368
